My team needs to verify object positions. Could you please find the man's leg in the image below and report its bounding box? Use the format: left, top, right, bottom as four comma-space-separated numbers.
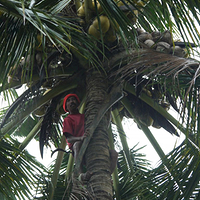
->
110, 149, 118, 174
73, 141, 92, 182
73, 141, 82, 172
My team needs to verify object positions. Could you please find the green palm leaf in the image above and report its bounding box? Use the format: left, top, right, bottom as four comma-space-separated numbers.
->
0, 136, 47, 200
149, 139, 200, 199
117, 147, 153, 200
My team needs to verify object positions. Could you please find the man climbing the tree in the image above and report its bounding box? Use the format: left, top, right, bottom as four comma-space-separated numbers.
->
63, 93, 118, 182
62, 93, 91, 182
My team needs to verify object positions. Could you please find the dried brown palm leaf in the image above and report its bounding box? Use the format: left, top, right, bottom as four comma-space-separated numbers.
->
109, 48, 199, 102
110, 49, 198, 79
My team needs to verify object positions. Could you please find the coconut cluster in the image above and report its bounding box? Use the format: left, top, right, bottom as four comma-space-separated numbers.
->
135, 87, 171, 128
77, 1, 117, 43
137, 29, 188, 58
88, 15, 114, 41
77, 0, 149, 43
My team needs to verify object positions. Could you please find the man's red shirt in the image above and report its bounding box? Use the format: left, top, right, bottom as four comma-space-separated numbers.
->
63, 113, 85, 150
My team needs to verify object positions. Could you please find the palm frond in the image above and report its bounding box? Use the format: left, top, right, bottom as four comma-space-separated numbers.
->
13, 116, 39, 137
117, 147, 153, 200
0, 136, 47, 200
148, 139, 200, 199
0, 82, 45, 130
39, 93, 64, 158
33, 151, 72, 199
108, 44, 200, 133
0, 0, 102, 89
0, 75, 79, 137
110, 49, 199, 81
1, 0, 200, 199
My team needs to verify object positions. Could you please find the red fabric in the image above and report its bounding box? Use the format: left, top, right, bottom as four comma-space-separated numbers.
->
63, 94, 80, 112
63, 113, 84, 149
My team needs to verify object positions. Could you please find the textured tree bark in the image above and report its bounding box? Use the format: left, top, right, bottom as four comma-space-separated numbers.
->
84, 71, 113, 200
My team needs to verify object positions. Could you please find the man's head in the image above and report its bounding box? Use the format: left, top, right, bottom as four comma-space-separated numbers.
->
63, 94, 80, 113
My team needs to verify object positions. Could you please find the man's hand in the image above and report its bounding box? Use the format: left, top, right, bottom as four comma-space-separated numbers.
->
80, 135, 86, 141
84, 129, 90, 137
80, 129, 90, 141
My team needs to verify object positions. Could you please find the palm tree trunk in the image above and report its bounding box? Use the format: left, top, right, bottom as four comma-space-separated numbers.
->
84, 71, 113, 200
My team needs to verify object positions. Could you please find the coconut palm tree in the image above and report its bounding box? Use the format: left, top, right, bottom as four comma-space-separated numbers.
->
0, 0, 200, 199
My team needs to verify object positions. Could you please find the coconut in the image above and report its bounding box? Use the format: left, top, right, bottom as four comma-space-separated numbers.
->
151, 31, 161, 42
170, 46, 186, 57
126, 9, 138, 24
33, 104, 48, 117
135, 0, 149, 8
56, 100, 66, 115
156, 42, 170, 53
104, 26, 117, 43
151, 31, 161, 38
88, 24, 101, 39
140, 115, 154, 127
152, 120, 161, 129
77, 5, 85, 17
117, 0, 125, 7
91, 1, 103, 13
144, 39, 155, 48
160, 30, 173, 45
143, 88, 152, 97
138, 32, 152, 42
136, 28, 144, 35
36, 52, 43, 66
92, 15, 110, 33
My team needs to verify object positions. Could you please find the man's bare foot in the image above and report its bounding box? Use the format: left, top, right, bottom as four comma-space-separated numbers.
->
78, 171, 93, 182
